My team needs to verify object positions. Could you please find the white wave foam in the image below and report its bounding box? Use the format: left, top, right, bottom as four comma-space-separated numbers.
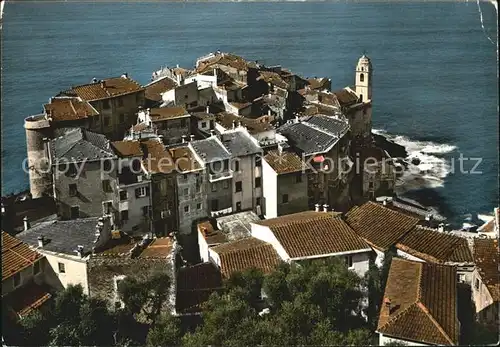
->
477, 0, 496, 45
478, 213, 494, 223
374, 128, 457, 191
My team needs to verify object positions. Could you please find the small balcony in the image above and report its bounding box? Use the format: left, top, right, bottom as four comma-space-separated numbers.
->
208, 170, 233, 183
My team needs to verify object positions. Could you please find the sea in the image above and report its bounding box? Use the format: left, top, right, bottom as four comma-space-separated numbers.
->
1, 1, 498, 227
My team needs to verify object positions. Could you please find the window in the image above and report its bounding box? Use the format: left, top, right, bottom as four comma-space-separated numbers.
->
223, 181, 229, 189
255, 177, 261, 188
103, 100, 110, 109
201, 121, 207, 128
13, 273, 21, 287
369, 181, 374, 189
256, 197, 261, 206
103, 160, 112, 171
135, 187, 148, 198
296, 175, 302, 183
360, 73, 364, 82
255, 157, 262, 167
33, 261, 40, 275
70, 206, 79, 219
211, 199, 219, 211
58, 262, 66, 274
345, 255, 353, 268
457, 274, 465, 283
103, 201, 112, 215
67, 164, 77, 177
184, 188, 189, 196
184, 205, 190, 213
236, 202, 242, 212
211, 183, 217, 192
235, 160, 240, 172
104, 117, 110, 126
475, 279, 480, 290
117, 98, 124, 107
235, 181, 242, 192
69, 184, 77, 197
197, 203, 202, 210
119, 114, 125, 123
183, 174, 188, 180
120, 191, 128, 201
142, 206, 149, 217
196, 184, 202, 193
181, 119, 187, 127
121, 210, 129, 221
102, 179, 112, 192
359, 94, 363, 102
282, 194, 289, 203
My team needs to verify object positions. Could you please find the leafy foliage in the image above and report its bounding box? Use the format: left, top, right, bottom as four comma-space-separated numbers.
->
117, 271, 171, 324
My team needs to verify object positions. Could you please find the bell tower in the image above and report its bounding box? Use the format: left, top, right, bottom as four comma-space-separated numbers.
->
355, 54, 372, 103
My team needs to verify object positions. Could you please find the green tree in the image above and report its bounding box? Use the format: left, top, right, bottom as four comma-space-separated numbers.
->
225, 267, 264, 308
49, 285, 115, 346
146, 314, 181, 346
118, 271, 171, 325
18, 309, 51, 346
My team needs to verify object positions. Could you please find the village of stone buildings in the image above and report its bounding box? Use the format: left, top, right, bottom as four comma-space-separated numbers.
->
1, 52, 498, 345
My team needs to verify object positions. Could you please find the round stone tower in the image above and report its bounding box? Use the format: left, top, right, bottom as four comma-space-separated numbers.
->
355, 54, 372, 103
24, 115, 53, 199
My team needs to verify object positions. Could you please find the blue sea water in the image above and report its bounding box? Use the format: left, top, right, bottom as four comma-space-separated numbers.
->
1, 1, 498, 224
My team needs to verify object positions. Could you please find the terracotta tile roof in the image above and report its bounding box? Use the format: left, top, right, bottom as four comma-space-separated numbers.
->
265, 215, 371, 259
130, 122, 149, 132
198, 220, 228, 245
95, 235, 141, 257
258, 71, 289, 89
141, 139, 175, 174
44, 98, 99, 122
2, 282, 52, 317
176, 262, 223, 314
169, 145, 202, 173
63, 76, 143, 101
112, 140, 143, 158
229, 101, 252, 110
396, 226, 474, 264
254, 210, 338, 227
473, 238, 500, 301
145, 76, 176, 102
264, 149, 307, 175
149, 107, 188, 121
345, 202, 419, 251
211, 237, 281, 278
215, 112, 273, 134
332, 88, 358, 106
377, 258, 459, 345
196, 53, 250, 73
138, 237, 173, 259
307, 77, 330, 90
2, 232, 43, 281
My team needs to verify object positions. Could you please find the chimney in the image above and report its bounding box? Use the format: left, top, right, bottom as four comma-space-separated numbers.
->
210, 129, 215, 137
383, 199, 388, 206
323, 204, 329, 212
295, 115, 299, 123
176, 73, 181, 85
23, 216, 30, 231
232, 121, 236, 129
37, 235, 45, 248
92, 77, 98, 83
206, 105, 210, 114
100, 80, 106, 88
315, 203, 320, 212
190, 134, 195, 142
438, 223, 445, 233
382, 297, 391, 317
176, 64, 179, 68
181, 135, 187, 143
268, 109, 271, 117
121, 72, 128, 79
76, 245, 84, 258
238, 121, 242, 128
